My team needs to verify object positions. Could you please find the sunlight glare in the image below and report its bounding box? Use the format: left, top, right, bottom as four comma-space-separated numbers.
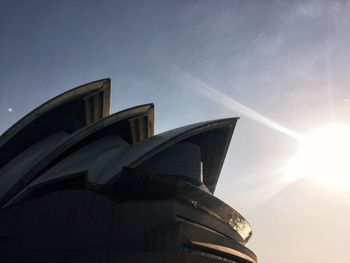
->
287, 124, 350, 189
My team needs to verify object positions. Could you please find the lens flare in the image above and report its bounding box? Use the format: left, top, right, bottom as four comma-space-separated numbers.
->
286, 123, 350, 189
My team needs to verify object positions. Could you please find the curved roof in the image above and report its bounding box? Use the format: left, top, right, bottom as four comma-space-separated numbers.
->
97, 117, 238, 193
0, 79, 111, 170
0, 79, 254, 253
1, 104, 154, 208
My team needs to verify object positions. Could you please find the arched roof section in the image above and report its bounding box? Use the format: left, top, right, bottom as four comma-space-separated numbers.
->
0, 104, 154, 208
0, 79, 111, 170
98, 117, 238, 193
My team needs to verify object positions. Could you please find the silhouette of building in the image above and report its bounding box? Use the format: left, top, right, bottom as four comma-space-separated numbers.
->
0, 79, 257, 263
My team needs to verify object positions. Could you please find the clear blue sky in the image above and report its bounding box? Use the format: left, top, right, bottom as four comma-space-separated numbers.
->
1, 1, 350, 262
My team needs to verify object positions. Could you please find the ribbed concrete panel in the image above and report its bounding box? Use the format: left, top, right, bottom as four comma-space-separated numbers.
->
27, 134, 128, 186
187, 127, 235, 192
0, 79, 111, 170
0, 132, 69, 208
98, 118, 238, 194
139, 142, 202, 184
0, 104, 154, 208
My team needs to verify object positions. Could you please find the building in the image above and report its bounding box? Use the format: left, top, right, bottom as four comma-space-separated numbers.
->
0, 79, 257, 263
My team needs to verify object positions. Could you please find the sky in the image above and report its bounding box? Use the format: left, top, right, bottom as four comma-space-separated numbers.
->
1, 0, 350, 262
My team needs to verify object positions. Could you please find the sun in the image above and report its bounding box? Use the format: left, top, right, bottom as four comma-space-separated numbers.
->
287, 123, 350, 190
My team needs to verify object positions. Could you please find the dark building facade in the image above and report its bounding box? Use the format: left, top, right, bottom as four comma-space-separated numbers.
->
0, 79, 257, 263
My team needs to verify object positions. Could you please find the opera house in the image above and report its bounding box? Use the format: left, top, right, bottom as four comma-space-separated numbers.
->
0, 79, 257, 263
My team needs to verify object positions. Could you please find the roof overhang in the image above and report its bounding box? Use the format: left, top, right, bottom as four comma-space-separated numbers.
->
99, 118, 238, 193
0, 104, 154, 208
0, 79, 111, 170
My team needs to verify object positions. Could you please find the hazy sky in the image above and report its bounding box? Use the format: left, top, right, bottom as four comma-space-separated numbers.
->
1, 1, 350, 262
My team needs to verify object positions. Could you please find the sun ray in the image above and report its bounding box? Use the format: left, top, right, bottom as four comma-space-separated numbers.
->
170, 65, 302, 140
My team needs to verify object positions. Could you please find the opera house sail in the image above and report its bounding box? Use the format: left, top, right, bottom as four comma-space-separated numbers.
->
0, 79, 257, 263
